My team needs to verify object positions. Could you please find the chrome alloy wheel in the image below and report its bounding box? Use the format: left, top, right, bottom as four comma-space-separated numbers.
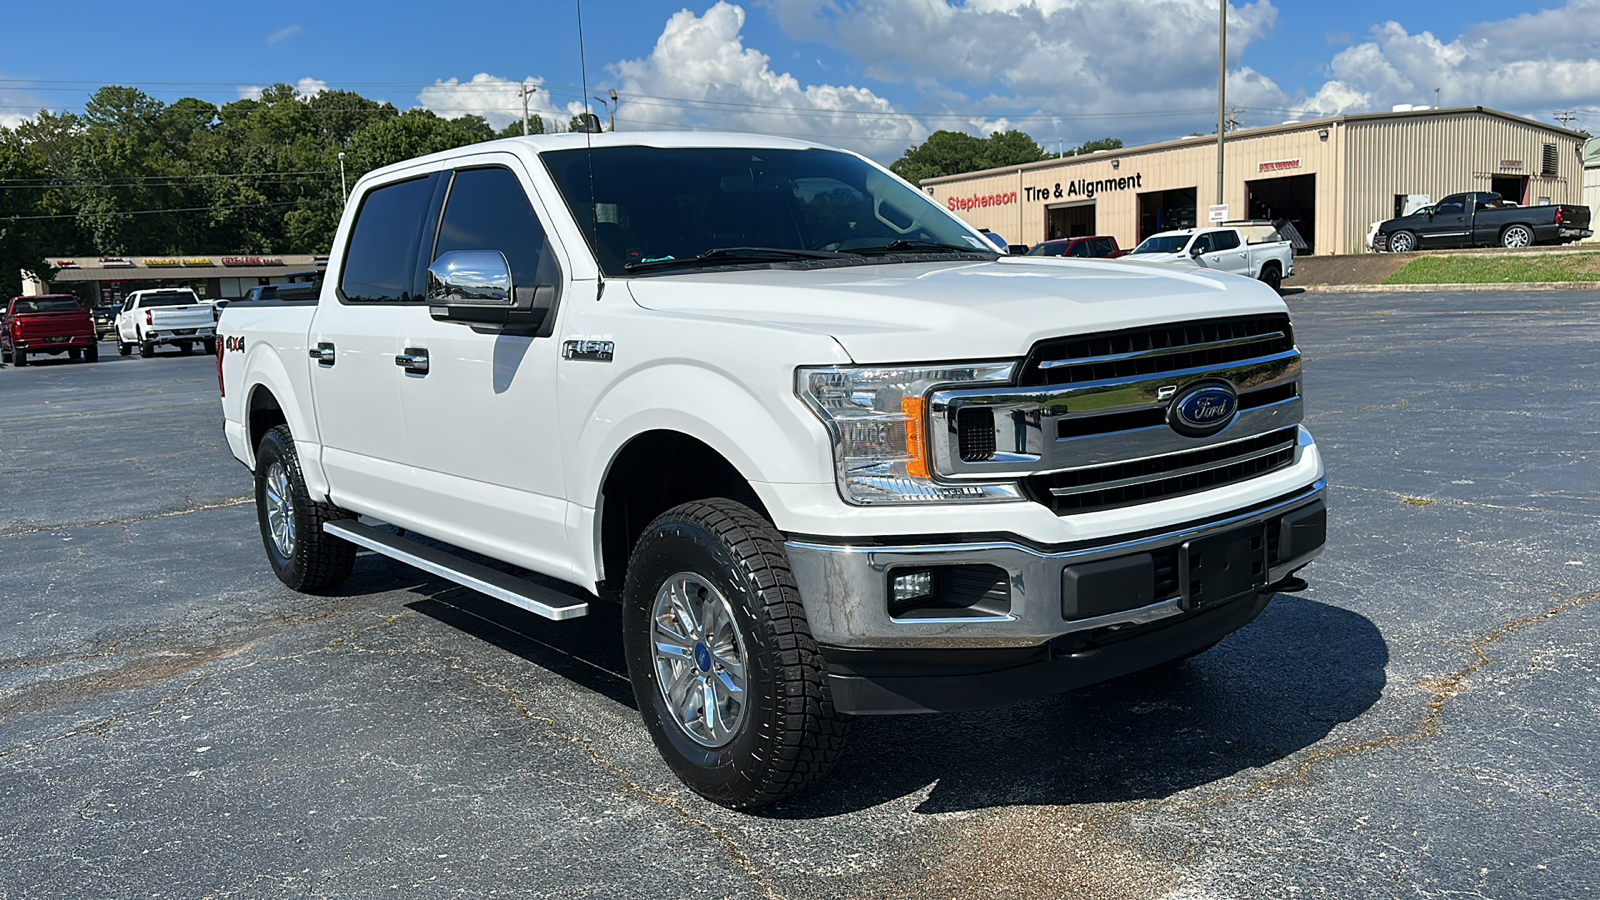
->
263, 461, 297, 559
650, 572, 750, 748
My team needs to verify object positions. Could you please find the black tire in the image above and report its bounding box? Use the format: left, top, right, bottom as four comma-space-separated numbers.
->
68, 348, 82, 362
254, 424, 356, 592
178, 341, 194, 355
1258, 263, 1282, 292
139, 340, 155, 358
203, 337, 218, 356
12, 347, 25, 367
622, 499, 849, 809
84, 342, 99, 363
1501, 224, 1533, 249
1388, 230, 1417, 253
118, 340, 131, 356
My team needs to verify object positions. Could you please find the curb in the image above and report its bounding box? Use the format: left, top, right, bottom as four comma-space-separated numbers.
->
1294, 281, 1600, 293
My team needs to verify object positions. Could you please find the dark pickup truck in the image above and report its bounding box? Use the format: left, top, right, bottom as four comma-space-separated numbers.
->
3, 294, 99, 366
1376, 192, 1593, 252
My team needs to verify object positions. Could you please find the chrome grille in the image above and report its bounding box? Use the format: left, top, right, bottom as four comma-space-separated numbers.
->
1024, 427, 1299, 513
1020, 315, 1295, 387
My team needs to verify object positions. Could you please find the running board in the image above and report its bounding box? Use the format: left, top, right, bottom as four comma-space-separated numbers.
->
323, 520, 590, 621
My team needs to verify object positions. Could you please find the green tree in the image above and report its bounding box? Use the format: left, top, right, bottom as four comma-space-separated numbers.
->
1062, 137, 1124, 157
890, 129, 1047, 184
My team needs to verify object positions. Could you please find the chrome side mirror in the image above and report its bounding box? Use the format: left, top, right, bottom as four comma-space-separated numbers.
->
426, 249, 558, 333
427, 250, 514, 307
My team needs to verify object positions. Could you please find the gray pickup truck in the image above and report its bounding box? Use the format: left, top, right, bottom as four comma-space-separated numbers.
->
1376, 191, 1592, 251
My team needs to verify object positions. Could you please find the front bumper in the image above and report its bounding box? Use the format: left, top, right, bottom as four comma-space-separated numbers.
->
786, 479, 1326, 713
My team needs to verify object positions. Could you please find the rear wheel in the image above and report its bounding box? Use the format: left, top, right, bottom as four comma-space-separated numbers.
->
1258, 263, 1283, 292
12, 347, 25, 367
1501, 224, 1533, 249
254, 424, 356, 592
84, 342, 99, 363
203, 337, 217, 356
622, 498, 849, 809
178, 341, 194, 355
1388, 231, 1417, 253
139, 340, 154, 358
68, 349, 82, 362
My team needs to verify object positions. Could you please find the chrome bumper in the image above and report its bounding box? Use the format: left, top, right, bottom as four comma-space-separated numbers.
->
785, 478, 1326, 649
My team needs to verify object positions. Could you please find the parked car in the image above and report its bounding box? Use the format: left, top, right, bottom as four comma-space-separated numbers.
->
92, 302, 122, 339
1126, 224, 1295, 291
977, 228, 1009, 252
114, 288, 218, 357
1375, 191, 1593, 251
1027, 236, 1127, 259
2, 294, 99, 366
218, 132, 1325, 808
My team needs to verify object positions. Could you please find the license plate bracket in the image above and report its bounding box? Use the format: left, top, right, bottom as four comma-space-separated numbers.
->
1178, 525, 1266, 610
45, 336, 69, 344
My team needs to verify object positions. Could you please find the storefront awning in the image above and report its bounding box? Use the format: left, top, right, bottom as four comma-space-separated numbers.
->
48, 265, 312, 282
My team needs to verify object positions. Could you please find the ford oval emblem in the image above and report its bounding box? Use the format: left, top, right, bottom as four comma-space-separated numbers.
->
1169, 383, 1238, 437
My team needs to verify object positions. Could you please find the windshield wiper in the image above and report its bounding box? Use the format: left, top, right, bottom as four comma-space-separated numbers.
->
624, 246, 850, 273
845, 239, 996, 257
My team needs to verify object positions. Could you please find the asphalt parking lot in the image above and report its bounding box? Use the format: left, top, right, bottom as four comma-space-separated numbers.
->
3, 291, 1598, 899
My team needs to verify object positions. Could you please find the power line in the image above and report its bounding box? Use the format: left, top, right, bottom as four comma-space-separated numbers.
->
0, 197, 325, 222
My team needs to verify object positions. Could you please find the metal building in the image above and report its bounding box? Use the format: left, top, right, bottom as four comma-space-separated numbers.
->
921, 107, 1589, 256
1584, 137, 1600, 244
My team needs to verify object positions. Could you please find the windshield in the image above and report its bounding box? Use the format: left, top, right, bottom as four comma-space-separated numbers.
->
1131, 235, 1191, 254
542, 146, 996, 277
11, 297, 82, 314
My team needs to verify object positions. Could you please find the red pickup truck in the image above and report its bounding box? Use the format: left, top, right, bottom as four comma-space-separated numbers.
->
3, 295, 99, 366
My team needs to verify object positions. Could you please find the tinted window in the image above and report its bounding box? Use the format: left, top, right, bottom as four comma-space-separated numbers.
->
137, 292, 198, 308
1066, 242, 1091, 257
433, 167, 559, 289
1191, 233, 1216, 254
1435, 198, 1465, 215
13, 297, 82, 313
1029, 243, 1067, 256
1211, 230, 1240, 251
1091, 238, 1115, 257
542, 146, 993, 277
340, 175, 434, 302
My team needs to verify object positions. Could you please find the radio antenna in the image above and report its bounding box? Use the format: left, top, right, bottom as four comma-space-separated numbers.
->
576, 0, 604, 298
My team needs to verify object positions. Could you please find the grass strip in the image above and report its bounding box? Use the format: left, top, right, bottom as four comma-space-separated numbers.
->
1383, 252, 1600, 285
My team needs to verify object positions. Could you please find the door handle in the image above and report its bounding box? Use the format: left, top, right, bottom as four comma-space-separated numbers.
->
394, 348, 429, 374
310, 342, 335, 366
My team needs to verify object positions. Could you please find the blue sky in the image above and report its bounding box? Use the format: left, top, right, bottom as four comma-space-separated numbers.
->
2, 0, 1595, 160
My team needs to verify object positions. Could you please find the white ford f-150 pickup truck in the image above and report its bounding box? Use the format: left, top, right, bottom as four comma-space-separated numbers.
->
116, 287, 218, 357
1126, 224, 1296, 292
219, 132, 1326, 808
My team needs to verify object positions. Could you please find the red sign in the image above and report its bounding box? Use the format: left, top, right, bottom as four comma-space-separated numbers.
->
947, 191, 1018, 212
55, 260, 79, 268
1258, 158, 1302, 174
221, 256, 286, 267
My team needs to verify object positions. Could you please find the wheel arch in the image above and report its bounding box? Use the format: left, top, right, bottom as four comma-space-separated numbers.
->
595, 430, 772, 592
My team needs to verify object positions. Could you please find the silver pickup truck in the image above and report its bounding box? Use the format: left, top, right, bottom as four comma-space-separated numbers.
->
114, 288, 218, 357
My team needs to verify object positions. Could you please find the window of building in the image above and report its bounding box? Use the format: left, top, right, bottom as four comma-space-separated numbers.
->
339, 175, 436, 303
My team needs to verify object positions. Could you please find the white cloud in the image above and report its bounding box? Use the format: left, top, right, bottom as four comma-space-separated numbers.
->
417, 73, 572, 130
267, 24, 302, 46
1293, 3, 1600, 122
295, 78, 327, 99
237, 85, 264, 101
610, 2, 928, 159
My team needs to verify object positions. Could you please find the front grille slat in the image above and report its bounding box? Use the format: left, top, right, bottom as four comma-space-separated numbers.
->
1026, 428, 1299, 514
1022, 315, 1294, 388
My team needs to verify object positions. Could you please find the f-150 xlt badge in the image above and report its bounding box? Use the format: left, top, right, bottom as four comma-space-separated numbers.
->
1169, 383, 1238, 437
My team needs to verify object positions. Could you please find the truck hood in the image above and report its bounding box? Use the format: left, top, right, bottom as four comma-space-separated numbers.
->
1121, 252, 1195, 265
623, 257, 1279, 363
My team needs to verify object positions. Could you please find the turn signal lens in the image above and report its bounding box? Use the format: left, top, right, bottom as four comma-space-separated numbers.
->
902, 397, 928, 478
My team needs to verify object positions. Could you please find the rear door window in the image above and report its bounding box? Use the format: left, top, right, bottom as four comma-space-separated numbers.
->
340, 175, 436, 303
1211, 230, 1240, 251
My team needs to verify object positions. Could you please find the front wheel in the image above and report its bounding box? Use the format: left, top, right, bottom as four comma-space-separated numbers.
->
1501, 224, 1533, 249
622, 499, 849, 809
118, 340, 131, 356
1388, 231, 1417, 253
254, 425, 356, 592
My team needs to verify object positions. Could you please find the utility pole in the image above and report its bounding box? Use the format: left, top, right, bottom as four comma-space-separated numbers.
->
1555, 109, 1579, 129
1216, 0, 1227, 221
1434, 87, 1441, 108
337, 151, 347, 203
520, 84, 538, 136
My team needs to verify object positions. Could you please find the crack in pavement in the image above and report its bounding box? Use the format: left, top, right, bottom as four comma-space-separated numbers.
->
1330, 483, 1600, 520
331, 639, 785, 900
1, 497, 252, 537
1233, 589, 1600, 799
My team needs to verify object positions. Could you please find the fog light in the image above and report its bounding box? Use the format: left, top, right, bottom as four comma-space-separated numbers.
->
892, 569, 934, 603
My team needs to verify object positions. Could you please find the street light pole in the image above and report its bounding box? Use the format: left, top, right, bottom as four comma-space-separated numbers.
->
1216, 0, 1226, 221
593, 89, 618, 131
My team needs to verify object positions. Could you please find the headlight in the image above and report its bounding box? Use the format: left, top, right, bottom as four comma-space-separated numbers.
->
797, 362, 1023, 505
